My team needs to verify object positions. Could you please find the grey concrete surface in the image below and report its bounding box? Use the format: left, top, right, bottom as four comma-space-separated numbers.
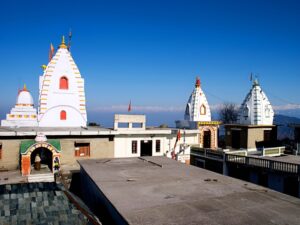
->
79, 157, 300, 225
0, 182, 90, 225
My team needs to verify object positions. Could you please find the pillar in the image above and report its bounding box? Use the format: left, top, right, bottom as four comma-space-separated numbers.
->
21, 155, 31, 176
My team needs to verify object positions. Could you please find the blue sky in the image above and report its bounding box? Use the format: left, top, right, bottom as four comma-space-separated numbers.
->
0, 0, 300, 126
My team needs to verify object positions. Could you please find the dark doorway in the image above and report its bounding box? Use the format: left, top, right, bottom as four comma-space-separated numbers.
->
203, 130, 211, 148
231, 130, 241, 149
31, 148, 53, 171
141, 140, 152, 156
284, 176, 299, 197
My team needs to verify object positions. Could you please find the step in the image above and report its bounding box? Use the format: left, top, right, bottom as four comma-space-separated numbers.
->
28, 173, 55, 183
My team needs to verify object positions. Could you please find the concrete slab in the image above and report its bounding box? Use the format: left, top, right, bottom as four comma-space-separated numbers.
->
262, 155, 300, 165
79, 157, 300, 225
0, 170, 26, 185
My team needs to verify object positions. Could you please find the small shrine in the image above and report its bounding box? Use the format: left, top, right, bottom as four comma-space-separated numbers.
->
20, 133, 61, 176
1, 85, 38, 127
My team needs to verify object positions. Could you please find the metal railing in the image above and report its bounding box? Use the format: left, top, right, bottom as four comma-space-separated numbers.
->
225, 154, 300, 174
191, 147, 223, 160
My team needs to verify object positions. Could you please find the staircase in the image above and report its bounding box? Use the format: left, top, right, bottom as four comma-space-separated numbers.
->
27, 173, 55, 183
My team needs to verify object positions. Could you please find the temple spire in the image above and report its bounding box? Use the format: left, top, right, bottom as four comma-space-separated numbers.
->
195, 76, 201, 88
23, 84, 27, 91
185, 77, 211, 122
59, 35, 67, 49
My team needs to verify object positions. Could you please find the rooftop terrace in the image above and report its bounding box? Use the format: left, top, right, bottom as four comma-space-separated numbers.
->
79, 157, 300, 225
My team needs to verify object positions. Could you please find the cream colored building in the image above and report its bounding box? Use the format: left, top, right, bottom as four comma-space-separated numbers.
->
0, 127, 115, 175
0, 114, 200, 174
113, 114, 199, 164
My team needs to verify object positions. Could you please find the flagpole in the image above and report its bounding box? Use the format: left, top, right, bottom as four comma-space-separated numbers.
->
68, 29, 72, 52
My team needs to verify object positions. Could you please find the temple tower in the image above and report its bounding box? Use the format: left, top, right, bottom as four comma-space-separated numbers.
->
182, 77, 219, 149
184, 77, 211, 122
1, 85, 38, 127
225, 79, 276, 150
38, 36, 87, 127
237, 79, 274, 125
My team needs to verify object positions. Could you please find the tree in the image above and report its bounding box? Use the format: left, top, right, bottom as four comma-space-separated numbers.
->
218, 103, 238, 124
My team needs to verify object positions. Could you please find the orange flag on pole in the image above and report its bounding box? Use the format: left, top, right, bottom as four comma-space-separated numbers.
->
49, 43, 55, 62
172, 130, 181, 159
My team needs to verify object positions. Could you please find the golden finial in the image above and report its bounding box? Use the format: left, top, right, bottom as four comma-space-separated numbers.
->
59, 35, 67, 49
23, 84, 27, 91
41, 65, 47, 70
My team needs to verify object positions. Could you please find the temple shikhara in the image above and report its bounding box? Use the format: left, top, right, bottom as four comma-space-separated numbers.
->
184, 77, 211, 122
38, 37, 87, 127
237, 79, 274, 125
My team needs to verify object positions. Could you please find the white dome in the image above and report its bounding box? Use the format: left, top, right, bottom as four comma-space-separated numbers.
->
16, 87, 34, 106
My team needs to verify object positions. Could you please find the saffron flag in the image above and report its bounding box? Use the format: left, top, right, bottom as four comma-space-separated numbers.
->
49, 43, 55, 62
128, 100, 132, 112
176, 129, 181, 142
172, 130, 181, 159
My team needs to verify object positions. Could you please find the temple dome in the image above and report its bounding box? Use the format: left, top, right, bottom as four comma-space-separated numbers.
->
184, 77, 211, 122
16, 85, 34, 106
237, 79, 274, 125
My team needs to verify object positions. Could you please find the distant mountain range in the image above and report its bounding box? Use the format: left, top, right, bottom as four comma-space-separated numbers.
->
274, 114, 300, 140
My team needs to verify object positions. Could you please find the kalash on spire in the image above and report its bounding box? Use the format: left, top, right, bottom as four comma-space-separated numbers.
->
38, 35, 87, 127
184, 77, 211, 122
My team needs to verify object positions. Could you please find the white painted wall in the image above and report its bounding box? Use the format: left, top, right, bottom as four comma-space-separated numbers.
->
114, 130, 199, 158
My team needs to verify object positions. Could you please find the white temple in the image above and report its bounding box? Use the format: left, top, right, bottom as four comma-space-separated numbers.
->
38, 36, 87, 127
1, 85, 38, 127
237, 79, 274, 125
184, 77, 211, 122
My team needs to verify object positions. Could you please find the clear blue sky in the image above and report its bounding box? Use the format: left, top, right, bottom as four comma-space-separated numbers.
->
0, 0, 300, 125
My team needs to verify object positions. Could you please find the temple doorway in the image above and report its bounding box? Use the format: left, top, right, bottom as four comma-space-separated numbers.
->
30, 147, 53, 173
203, 130, 211, 148
232, 130, 241, 149
20, 136, 61, 176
